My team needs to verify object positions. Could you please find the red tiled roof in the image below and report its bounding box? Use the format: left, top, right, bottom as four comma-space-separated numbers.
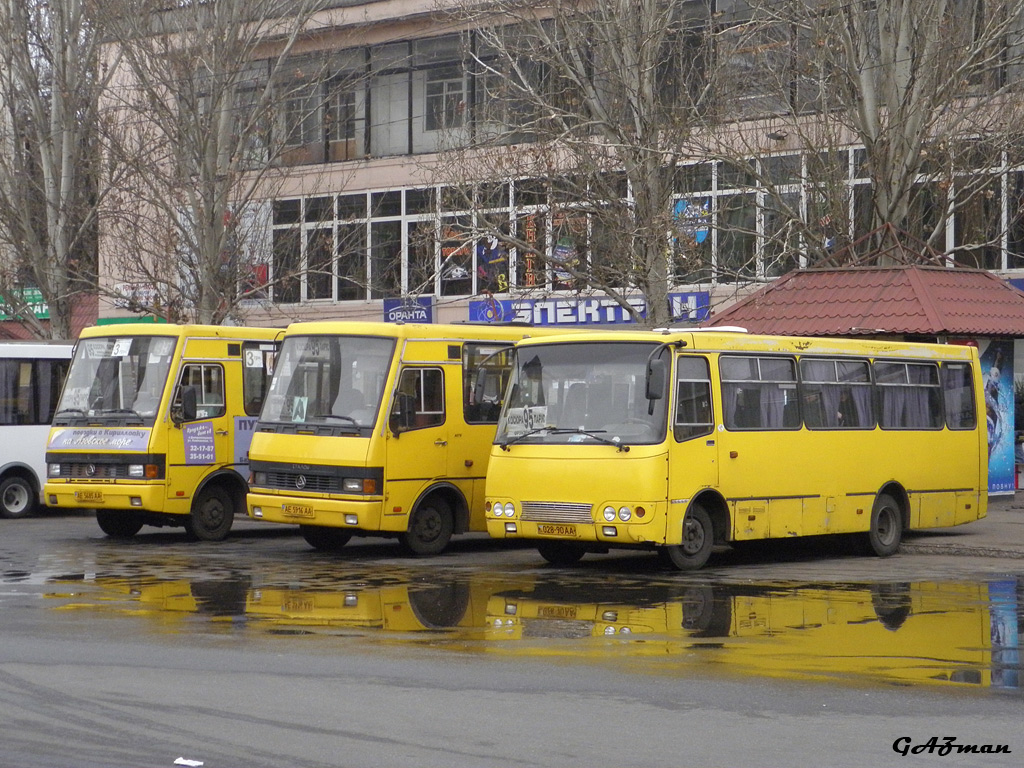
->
705, 266, 1024, 337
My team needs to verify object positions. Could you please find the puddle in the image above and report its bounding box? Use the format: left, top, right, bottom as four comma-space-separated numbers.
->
38, 560, 1024, 693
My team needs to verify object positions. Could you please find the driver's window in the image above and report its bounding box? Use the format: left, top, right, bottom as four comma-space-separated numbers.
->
175, 364, 226, 420
674, 357, 713, 442
393, 367, 444, 429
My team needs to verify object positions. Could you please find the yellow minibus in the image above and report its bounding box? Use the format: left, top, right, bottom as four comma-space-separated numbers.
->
246, 321, 564, 554
44, 324, 281, 540
485, 329, 987, 568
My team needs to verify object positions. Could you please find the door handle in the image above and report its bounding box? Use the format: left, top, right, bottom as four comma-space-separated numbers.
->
434, 439, 448, 447
216, 430, 229, 436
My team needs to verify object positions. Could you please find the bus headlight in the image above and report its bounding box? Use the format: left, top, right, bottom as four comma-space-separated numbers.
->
603, 506, 616, 522
618, 506, 632, 522
492, 502, 505, 517
47, 463, 61, 477
128, 464, 144, 478
342, 478, 363, 493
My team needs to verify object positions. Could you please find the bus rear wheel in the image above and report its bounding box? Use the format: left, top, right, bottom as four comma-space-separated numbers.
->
401, 496, 454, 556
864, 493, 903, 557
662, 505, 714, 570
536, 540, 586, 566
300, 525, 352, 551
187, 485, 235, 542
96, 510, 144, 538
0, 476, 36, 519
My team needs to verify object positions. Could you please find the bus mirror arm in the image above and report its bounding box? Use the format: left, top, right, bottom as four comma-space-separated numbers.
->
389, 393, 415, 436
172, 386, 198, 424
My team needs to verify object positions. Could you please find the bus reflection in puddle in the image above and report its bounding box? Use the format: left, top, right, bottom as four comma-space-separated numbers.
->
46, 572, 1023, 692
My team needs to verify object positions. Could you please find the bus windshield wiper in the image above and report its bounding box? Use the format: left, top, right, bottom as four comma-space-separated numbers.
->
98, 408, 144, 420
500, 425, 555, 449
500, 426, 630, 452
321, 414, 358, 425
548, 428, 630, 452
55, 408, 85, 416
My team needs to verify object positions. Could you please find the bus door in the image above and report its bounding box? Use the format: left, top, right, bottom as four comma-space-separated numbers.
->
666, 355, 719, 538
448, 343, 514, 527
166, 360, 232, 500
714, 355, 805, 540
385, 365, 448, 512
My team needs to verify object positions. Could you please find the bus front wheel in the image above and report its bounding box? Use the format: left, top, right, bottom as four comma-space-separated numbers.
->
865, 493, 903, 557
663, 505, 714, 570
96, 510, 144, 538
401, 496, 454, 556
301, 525, 352, 551
187, 485, 234, 542
0, 476, 35, 519
536, 540, 586, 566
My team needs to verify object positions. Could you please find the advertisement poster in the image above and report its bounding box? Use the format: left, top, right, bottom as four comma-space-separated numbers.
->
469, 292, 710, 326
980, 338, 1015, 494
183, 421, 216, 465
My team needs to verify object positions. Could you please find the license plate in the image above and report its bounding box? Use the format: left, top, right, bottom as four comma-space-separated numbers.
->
282, 503, 314, 519
74, 490, 104, 503
538, 605, 578, 619
283, 597, 314, 613
537, 523, 577, 537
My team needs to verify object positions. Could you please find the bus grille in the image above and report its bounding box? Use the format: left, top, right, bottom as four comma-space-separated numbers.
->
520, 501, 593, 524
264, 471, 339, 493
59, 463, 129, 479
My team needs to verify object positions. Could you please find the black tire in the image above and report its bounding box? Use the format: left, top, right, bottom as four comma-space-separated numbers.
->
662, 504, 714, 570
864, 493, 903, 557
96, 509, 144, 538
536, 540, 586, 566
0, 476, 36, 519
400, 496, 454, 556
187, 485, 235, 542
300, 524, 352, 551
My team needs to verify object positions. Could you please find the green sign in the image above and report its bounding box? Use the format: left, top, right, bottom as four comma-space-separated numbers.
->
0, 287, 49, 320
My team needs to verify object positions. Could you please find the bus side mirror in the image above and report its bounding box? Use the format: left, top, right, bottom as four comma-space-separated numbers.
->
389, 393, 415, 435
646, 358, 667, 401
174, 386, 198, 423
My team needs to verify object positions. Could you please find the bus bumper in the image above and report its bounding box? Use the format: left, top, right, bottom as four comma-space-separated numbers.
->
43, 481, 173, 514
486, 518, 661, 545
248, 491, 391, 532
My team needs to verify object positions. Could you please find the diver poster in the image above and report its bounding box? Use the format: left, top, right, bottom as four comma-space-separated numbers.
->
980, 338, 1015, 494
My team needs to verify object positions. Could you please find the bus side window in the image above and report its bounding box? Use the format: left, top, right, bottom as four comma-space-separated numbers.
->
943, 362, 977, 430
393, 367, 445, 431
242, 342, 276, 416
174, 364, 226, 420
463, 343, 510, 424
674, 357, 713, 441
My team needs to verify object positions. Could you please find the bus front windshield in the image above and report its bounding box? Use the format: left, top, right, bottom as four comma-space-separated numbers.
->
496, 342, 668, 447
261, 335, 395, 433
55, 336, 177, 425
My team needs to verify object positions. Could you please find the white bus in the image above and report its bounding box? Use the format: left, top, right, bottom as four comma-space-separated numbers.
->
0, 341, 73, 518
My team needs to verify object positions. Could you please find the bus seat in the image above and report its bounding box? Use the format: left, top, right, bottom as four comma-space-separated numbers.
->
560, 382, 588, 427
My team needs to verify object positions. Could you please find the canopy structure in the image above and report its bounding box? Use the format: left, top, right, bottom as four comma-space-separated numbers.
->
705, 266, 1024, 338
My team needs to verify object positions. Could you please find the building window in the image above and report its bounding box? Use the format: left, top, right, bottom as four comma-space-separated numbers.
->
426, 67, 466, 131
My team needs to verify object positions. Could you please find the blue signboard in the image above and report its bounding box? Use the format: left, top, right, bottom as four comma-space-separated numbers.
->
468, 292, 710, 326
383, 296, 433, 323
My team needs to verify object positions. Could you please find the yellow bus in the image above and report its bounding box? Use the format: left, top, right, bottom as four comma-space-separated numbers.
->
246, 321, 564, 554
485, 329, 987, 569
44, 324, 281, 540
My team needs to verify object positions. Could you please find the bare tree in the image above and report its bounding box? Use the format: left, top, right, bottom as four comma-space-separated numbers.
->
700, 0, 1024, 266
0, 0, 113, 339
428, 0, 719, 326
98, 0, 357, 324
428, 0, 1024, 322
